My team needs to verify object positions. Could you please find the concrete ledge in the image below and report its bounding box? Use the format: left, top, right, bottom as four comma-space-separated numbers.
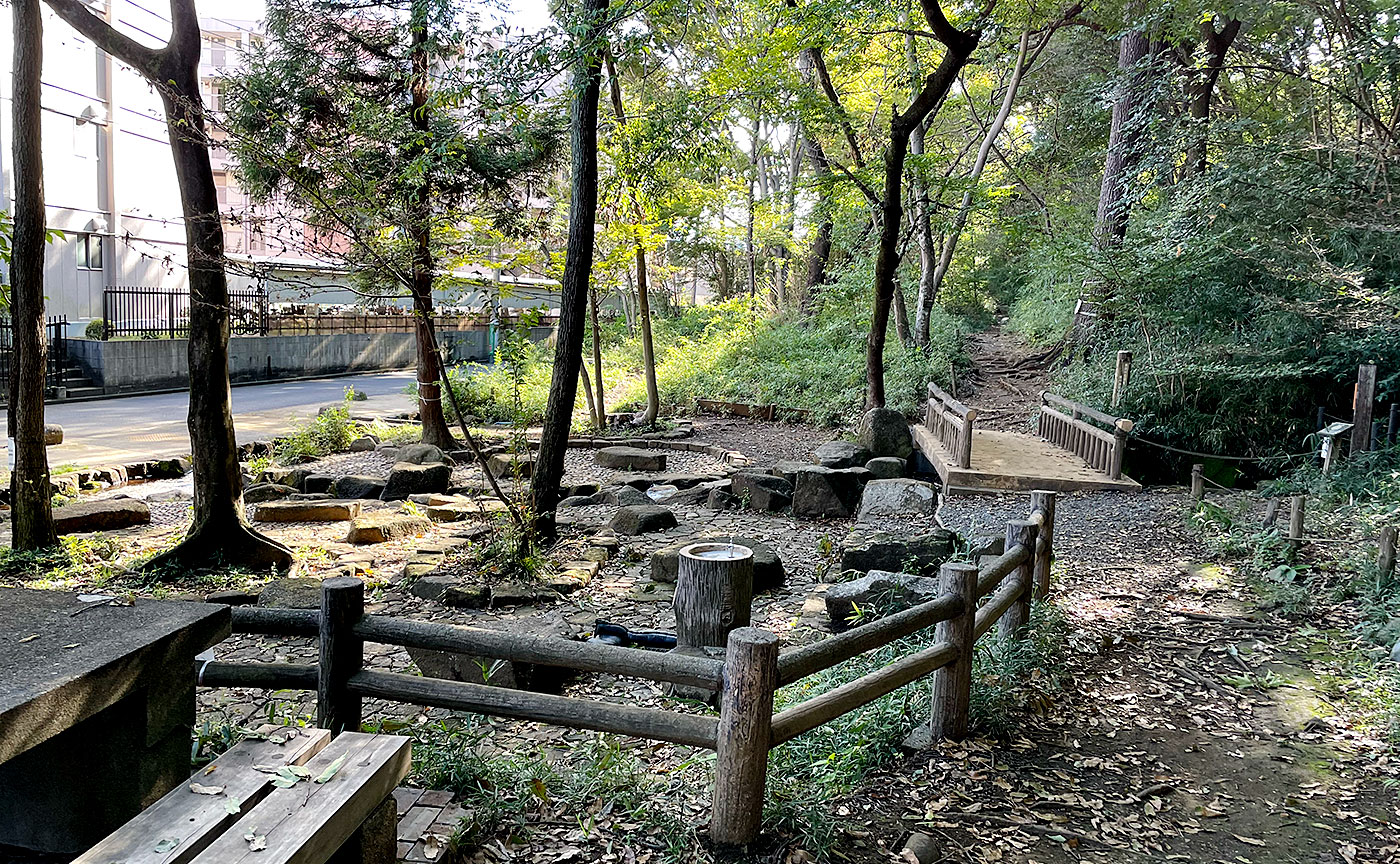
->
67, 330, 501, 393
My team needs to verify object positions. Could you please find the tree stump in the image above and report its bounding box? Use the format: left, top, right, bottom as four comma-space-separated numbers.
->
673, 543, 754, 652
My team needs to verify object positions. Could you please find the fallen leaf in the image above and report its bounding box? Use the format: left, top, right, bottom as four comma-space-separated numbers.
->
18, 634, 39, 643
315, 754, 347, 784
1233, 834, 1266, 847
189, 783, 224, 796
153, 838, 180, 854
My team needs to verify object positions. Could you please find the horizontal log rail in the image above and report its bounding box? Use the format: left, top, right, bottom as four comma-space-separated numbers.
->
349, 670, 719, 750
196, 489, 1061, 848
926, 382, 977, 469
354, 615, 724, 691
1038, 391, 1134, 480
775, 594, 962, 686
769, 642, 958, 745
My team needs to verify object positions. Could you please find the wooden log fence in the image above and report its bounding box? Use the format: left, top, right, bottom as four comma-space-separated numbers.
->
1038, 391, 1134, 480
198, 492, 1058, 847
926, 382, 977, 469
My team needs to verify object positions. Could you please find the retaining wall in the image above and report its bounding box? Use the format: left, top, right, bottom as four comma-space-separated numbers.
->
65, 328, 546, 394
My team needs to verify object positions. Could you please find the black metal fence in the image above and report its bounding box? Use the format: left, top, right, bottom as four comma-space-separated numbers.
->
102, 286, 268, 339
0, 316, 72, 403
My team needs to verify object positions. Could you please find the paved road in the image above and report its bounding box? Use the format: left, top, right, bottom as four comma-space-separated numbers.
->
1, 371, 418, 467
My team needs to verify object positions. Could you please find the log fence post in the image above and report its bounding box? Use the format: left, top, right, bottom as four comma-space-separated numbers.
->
999, 519, 1038, 642
1379, 526, 1397, 583
1112, 350, 1132, 407
1352, 363, 1377, 453
319, 576, 365, 735
927, 562, 978, 742
710, 627, 778, 847
1029, 490, 1057, 600
1288, 495, 1306, 551
1110, 419, 1133, 480
1190, 464, 1204, 501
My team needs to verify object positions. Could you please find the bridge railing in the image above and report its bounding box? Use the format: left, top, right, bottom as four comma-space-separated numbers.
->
926, 382, 977, 468
1038, 391, 1134, 479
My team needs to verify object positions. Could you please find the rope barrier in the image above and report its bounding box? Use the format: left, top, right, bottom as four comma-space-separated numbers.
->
1128, 432, 1316, 464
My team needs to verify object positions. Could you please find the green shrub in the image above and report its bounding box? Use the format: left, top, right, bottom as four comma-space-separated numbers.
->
84, 319, 106, 340
274, 398, 358, 462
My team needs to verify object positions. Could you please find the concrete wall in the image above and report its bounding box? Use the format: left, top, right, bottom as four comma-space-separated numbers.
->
68, 329, 504, 393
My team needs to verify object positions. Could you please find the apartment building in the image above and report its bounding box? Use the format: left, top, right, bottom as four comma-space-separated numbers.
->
0, 2, 559, 337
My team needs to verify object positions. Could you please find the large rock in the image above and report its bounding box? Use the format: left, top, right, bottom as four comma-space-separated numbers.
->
602, 485, 651, 506
770, 460, 808, 487
559, 494, 602, 508
840, 529, 957, 575
52, 498, 150, 534
864, 457, 906, 479
348, 434, 378, 452
825, 570, 942, 630
651, 535, 785, 591
488, 452, 535, 479
330, 475, 388, 499
346, 512, 433, 544
303, 474, 336, 495
731, 472, 793, 511
381, 462, 452, 500
253, 500, 361, 522
856, 478, 938, 522
44, 424, 63, 446
792, 466, 872, 518
610, 504, 678, 535
244, 483, 296, 504
812, 441, 873, 469
258, 577, 325, 609
595, 446, 666, 472
398, 443, 449, 465
858, 407, 914, 459
147, 457, 192, 480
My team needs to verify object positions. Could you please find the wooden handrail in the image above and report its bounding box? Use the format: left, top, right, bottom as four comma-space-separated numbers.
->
1037, 393, 1133, 480
776, 594, 962, 685
348, 670, 720, 749
196, 661, 319, 690
928, 382, 974, 419
232, 606, 319, 636
355, 615, 724, 690
974, 576, 1027, 640
769, 642, 958, 745
926, 382, 977, 470
976, 542, 1029, 599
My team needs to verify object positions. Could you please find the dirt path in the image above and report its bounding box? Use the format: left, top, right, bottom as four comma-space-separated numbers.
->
957, 328, 1054, 434
830, 489, 1400, 863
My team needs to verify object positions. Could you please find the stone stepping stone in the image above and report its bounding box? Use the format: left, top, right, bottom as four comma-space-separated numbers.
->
329, 475, 387, 499
595, 446, 666, 472
856, 478, 937, 522
252, 500, 360, 523
244, 483, 295, 504
52, 498, 151, 534
609, 504, 677, 535
346, 512, 433, 544
381, 462, 452, 500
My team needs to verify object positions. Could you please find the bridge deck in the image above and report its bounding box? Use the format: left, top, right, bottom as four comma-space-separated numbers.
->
912, 425, 1141, 495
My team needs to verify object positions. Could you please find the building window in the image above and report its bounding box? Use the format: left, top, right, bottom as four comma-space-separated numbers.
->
77, 233, 103, 270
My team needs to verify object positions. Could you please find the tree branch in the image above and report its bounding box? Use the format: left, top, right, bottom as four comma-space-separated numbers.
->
43, 0, 162, 76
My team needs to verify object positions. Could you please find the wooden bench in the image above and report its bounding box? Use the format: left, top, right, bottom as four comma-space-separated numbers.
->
73, 725, 410, 864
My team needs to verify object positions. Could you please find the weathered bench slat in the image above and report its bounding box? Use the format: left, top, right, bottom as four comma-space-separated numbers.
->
193, 732, 410, 864
72, 726, 330, 864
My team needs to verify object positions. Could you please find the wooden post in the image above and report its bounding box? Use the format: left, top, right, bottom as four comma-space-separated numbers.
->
927, 562, 977, 742
1111, 350, 1132, 407
1389, 403, 1398, 445
957, 409, 977, 469
1190, 464, 1204, 500
319, 576, 365, 735
998, 519, 1038, 642
1110, 418, 1133, 479
710, 627, 778, 847
1029, 490, 1057, 600
1379, 526, 1397, 583
1352, 363, 1377, 453
674, 543, 754, 652
1288, 495, 1306, 550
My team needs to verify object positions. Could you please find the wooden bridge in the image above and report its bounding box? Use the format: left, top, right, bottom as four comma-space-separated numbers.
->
912, 384, 1141, 495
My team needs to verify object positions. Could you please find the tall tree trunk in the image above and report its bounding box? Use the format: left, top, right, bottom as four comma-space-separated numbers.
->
10, 0, 56, 550
604, 52, 658, 425
529, 0, 608, 540
796, 50, 834, 313
867, 1, 977, 410
45, 0, 294, 569
1184, 18, 1242, 176
409, 10, 455, 448
927, 30, 1034, 303
1094, 11, 1151, 247
590, 287, 605, 429
904, 20, 937, 347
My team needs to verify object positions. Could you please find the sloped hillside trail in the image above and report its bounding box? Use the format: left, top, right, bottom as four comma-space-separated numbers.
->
954, 327, 1057, 434
816, 488, 1400, 863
